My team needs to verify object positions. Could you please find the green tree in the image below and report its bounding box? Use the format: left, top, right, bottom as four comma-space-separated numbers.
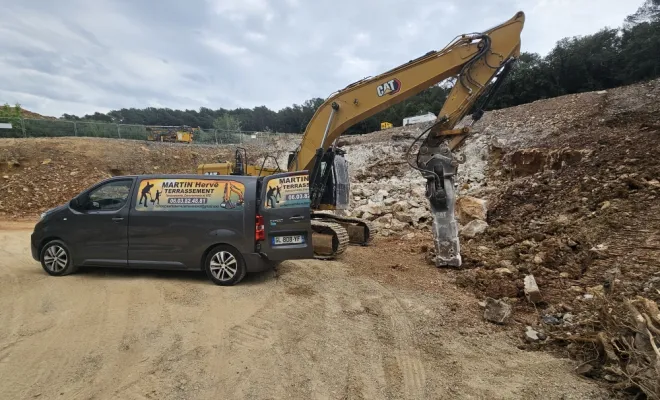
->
213, 113, 242, 132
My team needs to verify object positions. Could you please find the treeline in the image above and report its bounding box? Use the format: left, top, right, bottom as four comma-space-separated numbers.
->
61, 0, 659, 134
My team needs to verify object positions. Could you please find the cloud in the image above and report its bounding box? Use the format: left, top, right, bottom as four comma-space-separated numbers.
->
0, 0, 644, 117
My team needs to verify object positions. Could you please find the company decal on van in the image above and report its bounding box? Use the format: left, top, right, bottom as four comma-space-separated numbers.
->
135, 179, 245, 211
265, 175, 310, 209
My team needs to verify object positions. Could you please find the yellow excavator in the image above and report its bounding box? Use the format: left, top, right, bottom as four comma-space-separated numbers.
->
197, 12, 526, 267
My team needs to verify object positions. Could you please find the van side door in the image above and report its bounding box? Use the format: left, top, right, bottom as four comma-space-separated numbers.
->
258, 172, 314, 260
68, 178, 134, 267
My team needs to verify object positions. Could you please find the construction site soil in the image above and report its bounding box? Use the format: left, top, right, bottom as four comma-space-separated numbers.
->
1, 78, 659, 398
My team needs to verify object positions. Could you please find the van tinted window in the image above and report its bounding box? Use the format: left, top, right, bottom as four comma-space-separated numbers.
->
87, 180, 132, 211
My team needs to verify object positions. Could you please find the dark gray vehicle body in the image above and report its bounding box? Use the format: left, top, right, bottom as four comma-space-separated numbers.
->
31, 173, 313, 274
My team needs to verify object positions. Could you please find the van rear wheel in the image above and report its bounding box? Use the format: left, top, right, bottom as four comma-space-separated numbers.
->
204, 245, 247, 286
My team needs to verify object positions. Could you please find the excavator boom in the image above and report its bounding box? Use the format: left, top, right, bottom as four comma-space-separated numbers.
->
288, 12, 525, 172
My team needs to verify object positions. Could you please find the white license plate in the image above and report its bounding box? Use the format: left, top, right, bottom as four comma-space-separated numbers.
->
273, 235, 304, 245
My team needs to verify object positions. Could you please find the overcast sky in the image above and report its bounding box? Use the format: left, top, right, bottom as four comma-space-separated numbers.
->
0, 0, 641, 117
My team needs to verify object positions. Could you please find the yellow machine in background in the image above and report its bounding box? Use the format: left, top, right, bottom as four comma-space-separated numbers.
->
146, 126, 198, 143
380, 122, 393, 130
198, 148, 282, 177
197, 12, 526, 265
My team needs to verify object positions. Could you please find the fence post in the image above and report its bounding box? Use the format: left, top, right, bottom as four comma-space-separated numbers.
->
214, 129, 218, 145
117, 124, 121, 138
73, 121, 78, 136
21, 118, 26, 137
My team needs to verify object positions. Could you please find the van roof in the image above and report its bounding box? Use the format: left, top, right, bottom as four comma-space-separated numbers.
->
117, 174, 260, 181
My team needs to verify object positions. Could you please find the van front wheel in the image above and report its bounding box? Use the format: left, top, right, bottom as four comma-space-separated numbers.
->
40, 240, 78, 276
204, 245, 247, 286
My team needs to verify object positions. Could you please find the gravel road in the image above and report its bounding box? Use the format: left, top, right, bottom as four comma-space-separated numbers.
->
0, 221, 604, 399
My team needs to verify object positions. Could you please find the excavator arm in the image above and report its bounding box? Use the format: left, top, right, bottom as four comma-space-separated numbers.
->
288, 11, 525, 267
289, 12, 525, 171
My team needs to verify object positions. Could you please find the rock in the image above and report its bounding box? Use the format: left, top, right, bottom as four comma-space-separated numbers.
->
42, 159, 52, 165
410, 208, 429, 225
460, 220, 488, 238
525, 326, 540, 342
600, 200, 611, 210
537, 331, 547, 341
576, 364, 594, 376
394, 211, 413, 224
494, 268, 512, 275
357, 202, 384, 217
587, 284, 604, 296
389, 219, 409, 232
456, 196, 487, 222
532, 254, 544, 264
597, 90, 607, 95
524, 275, 542, 303
583, 294, 594, 300
542, 315, 561, 325
483, 298, 511, 324
354, 196, 362, 201
2, 175, 8, 179
391, 200, 410, 213
559, 272, 570, 278
570, 285, 583, 293
401, 233, 415, 240
373, 189, 388, 202
562, 313, 575, 323
383, 198, 396, 206
362, 212, 374, 221
23, 187, 29, 192
374, 214, 392, 226
70, 171, 79, 176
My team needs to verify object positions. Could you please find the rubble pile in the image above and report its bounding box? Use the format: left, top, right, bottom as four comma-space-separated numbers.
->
340, 78, 660, 396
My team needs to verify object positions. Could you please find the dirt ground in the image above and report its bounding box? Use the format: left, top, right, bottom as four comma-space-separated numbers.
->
0, 221, 605, 400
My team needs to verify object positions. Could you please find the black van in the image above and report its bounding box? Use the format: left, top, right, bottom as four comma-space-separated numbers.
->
31, 172, 314, 285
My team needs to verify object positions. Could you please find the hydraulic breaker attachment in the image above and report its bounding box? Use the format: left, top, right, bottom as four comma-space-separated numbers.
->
418, 140, 462, 267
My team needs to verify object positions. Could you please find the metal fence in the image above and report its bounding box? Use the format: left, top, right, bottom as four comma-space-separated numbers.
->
0, 117, 291, 145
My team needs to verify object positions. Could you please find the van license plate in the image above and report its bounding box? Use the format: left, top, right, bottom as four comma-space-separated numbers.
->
273, 235, 304, 245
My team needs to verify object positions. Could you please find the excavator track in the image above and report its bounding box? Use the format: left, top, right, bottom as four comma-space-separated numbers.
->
311, 220, 349, 260
312, 212, 377, 245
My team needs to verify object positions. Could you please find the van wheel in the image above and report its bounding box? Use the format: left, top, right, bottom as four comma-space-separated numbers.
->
204, 245, 246, 286
40, 240, 77, 276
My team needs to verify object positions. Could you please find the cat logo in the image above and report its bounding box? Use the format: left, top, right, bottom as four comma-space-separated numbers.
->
376, 79, 401, 97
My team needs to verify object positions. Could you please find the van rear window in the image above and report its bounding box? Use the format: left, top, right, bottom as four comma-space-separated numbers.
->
264, 175, 310, 209
135, 178, 245, 211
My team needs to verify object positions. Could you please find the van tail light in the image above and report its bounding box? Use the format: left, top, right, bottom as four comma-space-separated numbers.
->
255, 215, 265, 241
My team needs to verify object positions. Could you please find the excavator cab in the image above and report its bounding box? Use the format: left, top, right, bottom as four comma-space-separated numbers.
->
288, 149, 350, 211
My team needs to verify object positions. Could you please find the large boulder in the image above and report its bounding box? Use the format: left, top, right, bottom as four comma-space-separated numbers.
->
456, 196, 487, 223
356, 201, 384, 217
460, 220, 489, 238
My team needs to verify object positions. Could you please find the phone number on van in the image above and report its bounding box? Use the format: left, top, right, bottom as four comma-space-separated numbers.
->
285, 193, 310, 201
167, 198, 209, 205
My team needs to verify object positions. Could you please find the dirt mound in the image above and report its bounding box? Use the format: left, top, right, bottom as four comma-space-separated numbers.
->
445, 79, 660, 397
336, 78, 660, 396
0, 138, 238, 218
20, 108, 57, 120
